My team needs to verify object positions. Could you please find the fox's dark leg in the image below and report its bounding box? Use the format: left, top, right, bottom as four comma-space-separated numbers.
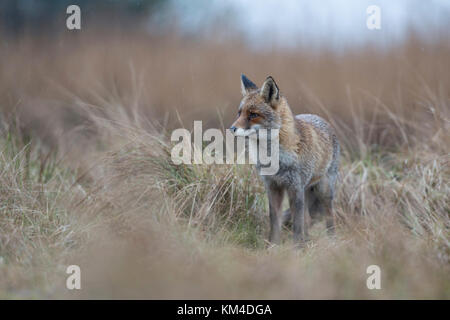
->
306, 187, 321, 227
287, 186, 306, 245
284, 189, 315, 227
281, 209, 291, 225
267, 183, 284, 245
315, 177, 336, 235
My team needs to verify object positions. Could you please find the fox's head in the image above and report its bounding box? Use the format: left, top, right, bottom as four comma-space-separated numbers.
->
230, 74, 283, 137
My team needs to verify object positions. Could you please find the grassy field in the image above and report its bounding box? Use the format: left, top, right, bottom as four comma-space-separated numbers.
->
0, 31, 449, 298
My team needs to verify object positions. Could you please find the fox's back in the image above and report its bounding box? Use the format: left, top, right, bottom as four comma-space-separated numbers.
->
294, 114, 340, 183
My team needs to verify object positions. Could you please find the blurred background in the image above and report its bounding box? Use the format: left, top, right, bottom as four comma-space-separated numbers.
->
1, 0, 449, 46
1, 0, 449, 151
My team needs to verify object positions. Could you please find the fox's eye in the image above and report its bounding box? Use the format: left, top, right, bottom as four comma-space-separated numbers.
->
248, 112, 259, 119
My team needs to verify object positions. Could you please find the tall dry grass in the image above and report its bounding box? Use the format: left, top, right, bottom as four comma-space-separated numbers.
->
0, 31, 449, 298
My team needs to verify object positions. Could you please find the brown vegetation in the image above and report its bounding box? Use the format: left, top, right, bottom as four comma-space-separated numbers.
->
0, 31, 449, 298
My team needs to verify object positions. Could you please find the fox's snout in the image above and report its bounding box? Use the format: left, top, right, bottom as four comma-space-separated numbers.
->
229, 116, 254, 136
229, 125, 256, 137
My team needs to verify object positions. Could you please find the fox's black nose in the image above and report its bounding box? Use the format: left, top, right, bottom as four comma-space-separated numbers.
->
230, 126, 237, 133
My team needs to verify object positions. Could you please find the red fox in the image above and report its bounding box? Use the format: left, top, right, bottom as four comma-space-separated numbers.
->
230, 74, 340, 246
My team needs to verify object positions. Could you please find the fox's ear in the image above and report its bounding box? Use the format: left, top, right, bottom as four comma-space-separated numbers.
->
260, 76, 279, 105
240, 74, 257, 96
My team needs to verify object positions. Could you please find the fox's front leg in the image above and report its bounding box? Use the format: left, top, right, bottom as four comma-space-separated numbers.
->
266, 184, 284, 245
288, 186, 306, 245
